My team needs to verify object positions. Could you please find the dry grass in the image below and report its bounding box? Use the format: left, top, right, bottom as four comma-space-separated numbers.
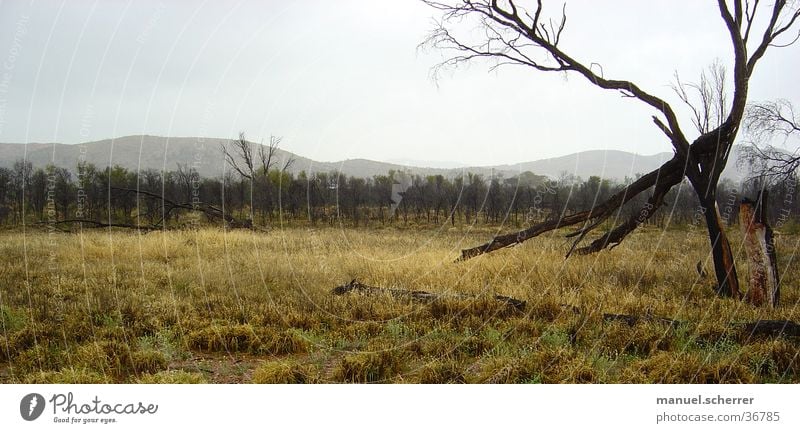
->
0, 224, 799, 383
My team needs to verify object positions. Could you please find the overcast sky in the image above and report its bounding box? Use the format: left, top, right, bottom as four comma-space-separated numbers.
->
0, 0, 798, 166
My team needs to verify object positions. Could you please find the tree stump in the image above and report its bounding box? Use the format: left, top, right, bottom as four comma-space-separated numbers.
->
739, 191, 780, 308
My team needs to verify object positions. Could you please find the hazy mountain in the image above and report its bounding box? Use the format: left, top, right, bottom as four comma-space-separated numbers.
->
491, 149, 672, 180
0, 135, 750, 181
0, 136, 455, 179
0, 136, 310, 179
386, 158, 467, 169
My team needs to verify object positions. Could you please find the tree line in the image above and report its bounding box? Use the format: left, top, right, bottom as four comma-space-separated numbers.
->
0, 158, 797, 231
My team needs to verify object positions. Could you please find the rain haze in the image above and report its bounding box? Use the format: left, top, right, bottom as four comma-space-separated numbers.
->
3, 0, 800, 393
0, 0, 798, 167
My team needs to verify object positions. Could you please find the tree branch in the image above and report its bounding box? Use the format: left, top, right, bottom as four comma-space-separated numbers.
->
573, 168, 684, 256
422, 0, 691, 156
458, 156, 684, 260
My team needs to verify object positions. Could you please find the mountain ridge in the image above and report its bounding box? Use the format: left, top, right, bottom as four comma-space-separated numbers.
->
0, 135, 747, 181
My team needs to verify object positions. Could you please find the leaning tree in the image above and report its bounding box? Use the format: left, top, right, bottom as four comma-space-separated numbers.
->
422, 0, 800, 301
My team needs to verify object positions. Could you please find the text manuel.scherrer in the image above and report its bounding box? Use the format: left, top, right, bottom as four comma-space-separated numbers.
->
657, 395, 754, 405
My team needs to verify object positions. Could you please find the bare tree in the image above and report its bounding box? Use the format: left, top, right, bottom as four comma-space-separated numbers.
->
222, 132, 255, 180
422, 0, 800, 301
258, 135, 280, 176
672, 61, 729, 135
221, 132, 292, 224
741, 99, 800, 181
175, 163, 199, 203
222, 132, 257, 223
282, 153, 296, 173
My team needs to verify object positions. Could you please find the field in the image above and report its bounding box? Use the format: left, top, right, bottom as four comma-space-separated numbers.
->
1, 225, 799, 384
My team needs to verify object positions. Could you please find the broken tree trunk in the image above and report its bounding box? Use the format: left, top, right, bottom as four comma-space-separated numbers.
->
458, 157, 683, 260
739, 191, 780, 308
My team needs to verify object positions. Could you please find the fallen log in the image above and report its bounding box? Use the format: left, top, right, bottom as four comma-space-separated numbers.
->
112, 186, 249, 228
45, 187, 253, 231
602, 313, 683, 329
331, 279, 526, 311
332, 281, 800, 339
739, 320, 800, 339
41, 219, 160, 231
603, 314, 800, 339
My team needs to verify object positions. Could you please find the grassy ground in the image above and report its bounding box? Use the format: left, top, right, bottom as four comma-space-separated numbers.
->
1, 224, 799, 383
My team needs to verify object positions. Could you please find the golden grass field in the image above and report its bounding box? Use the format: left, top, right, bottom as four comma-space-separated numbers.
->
1, 224, 799, 383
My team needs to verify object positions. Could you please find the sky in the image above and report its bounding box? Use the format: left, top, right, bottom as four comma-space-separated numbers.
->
0, 0, 798, 167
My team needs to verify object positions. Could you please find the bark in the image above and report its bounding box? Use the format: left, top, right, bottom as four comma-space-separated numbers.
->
456, 142, 743, 301
739, 192, 780, 307
701, 198, 740, 298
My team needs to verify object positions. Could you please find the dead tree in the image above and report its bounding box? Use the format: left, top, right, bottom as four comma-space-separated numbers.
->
739, 192, 780, 307
741, 99, 800, 181
221, 132, 291, 223
175, 163, 200, 203
222, 132, 256, 180
257, 135, 295, 218
422, 0, 800, 301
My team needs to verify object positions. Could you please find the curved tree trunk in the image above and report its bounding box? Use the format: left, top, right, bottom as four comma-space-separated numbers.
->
700, 196, 740, 298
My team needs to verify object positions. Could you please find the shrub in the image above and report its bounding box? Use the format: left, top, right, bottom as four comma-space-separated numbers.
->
22, 368, 108, 384
131, 349, 169, 374
187, 324, 264, 353
332, 351, 405, 383
137, 370, 207, 384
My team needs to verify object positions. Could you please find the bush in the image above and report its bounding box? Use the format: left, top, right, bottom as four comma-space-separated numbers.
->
266, 329, 310, 356
252, 360, 317, 384
22, 368, 108, 384
414, 359, 466, 383
632, 352, 754, 384
137, 370, 207, 384
187, 324, 265, 353
743, 340, 800, 380
332, 351, 405, 383
131, 349, 169, 374
74, 340, 134, 378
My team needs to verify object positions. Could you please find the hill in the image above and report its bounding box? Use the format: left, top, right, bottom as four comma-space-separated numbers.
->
0, 135, 750, 181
